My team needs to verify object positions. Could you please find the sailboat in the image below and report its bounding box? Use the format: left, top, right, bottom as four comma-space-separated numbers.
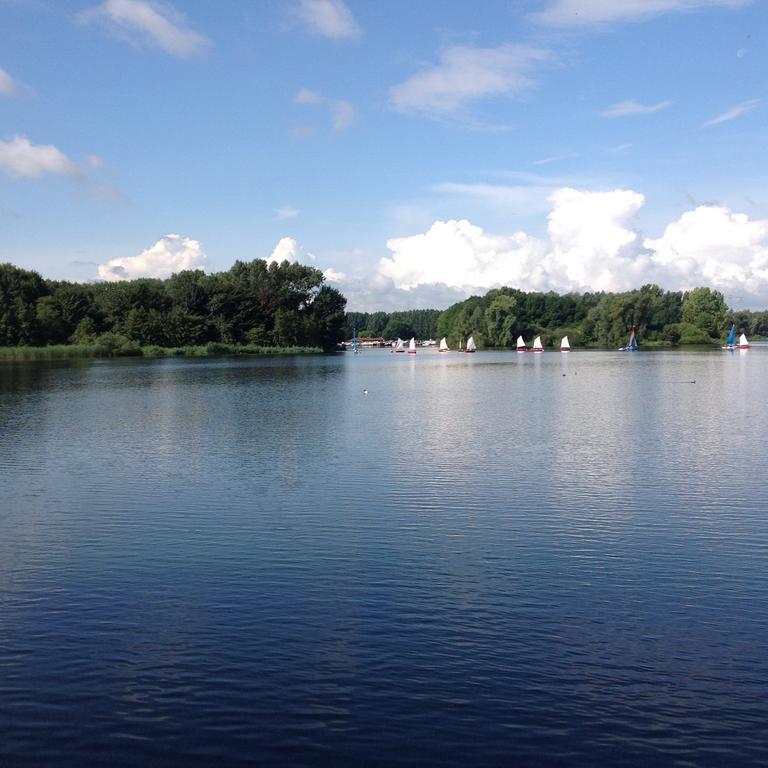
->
722, 324, 736, 350
438, 337, 449, 352
619, 326, 638, 351
516, 335, 527, 353
393, 337, 405, 353
407, 337, 417, 355
464, 336, 476, 353
532, 336, 544, 353
737, 332, 750, 349
352, 328, 359, 354
560, 335, 570, 352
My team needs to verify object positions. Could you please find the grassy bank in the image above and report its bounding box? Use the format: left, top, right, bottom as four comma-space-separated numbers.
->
0, 342, 323, 362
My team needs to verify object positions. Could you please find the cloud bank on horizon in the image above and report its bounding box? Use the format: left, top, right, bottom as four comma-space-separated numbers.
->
369, 189, 768, 309
95, 189, 768, 310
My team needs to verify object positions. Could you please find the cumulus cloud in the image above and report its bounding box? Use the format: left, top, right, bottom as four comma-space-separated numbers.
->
268, 236, 316, 265
0, 66, 19, 97
370, 188, 768, 308
390, 43, 550, 115
532, 0, 749, 27
79, 0, 209, 57
293, 0, 361, 39
600, 99, 672, 117
293, 88, 355, 131
644, 206, 768, 298
702, 98, 760, 127
0, 136, 81, 179
97, 234, 206, 281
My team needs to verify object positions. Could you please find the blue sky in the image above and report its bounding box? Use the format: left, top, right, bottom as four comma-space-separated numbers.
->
1, 0, 767, 309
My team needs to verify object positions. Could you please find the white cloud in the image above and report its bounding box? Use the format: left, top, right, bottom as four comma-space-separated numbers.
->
293, 0, 361, 39
369, 188, 768, 307
600, 99, 672, 117
533, 155, 572, 166
294, 88, 355, 131
702, 98, 760, 127
97, 234, 206, 281
330, 99, 355, 130
294, 88, 324, 105
644, 206, 768, 298
274, 206, 300, 220
380, 219, 545, 292
268, 236, 316, 265
434, 180, 560, 216
0, 136, 81, 179
79, 0, 209, 57
545, 188, 649, 291
390, 43, 550, 115
0, 66, 19, 97
323, 267, 346, 281
533, 0, 749, 26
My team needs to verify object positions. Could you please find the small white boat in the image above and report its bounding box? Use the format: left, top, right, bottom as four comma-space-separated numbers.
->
393, 337, 405, 353
438, 337, 449, 352
516, 335, 527, 353
737, 332, 750, 349
560, 335, 570, 352
407, 337, 417, 355
464, 336, 476, 353
532, 336, 544, 353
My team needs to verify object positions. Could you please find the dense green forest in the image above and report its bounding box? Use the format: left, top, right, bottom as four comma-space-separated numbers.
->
0, 260, 346, 354
345, 285, 767, 349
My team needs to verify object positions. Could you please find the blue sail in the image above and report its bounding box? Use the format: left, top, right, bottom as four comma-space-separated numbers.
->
726, 324, 735, 346
620, 326, 638, 351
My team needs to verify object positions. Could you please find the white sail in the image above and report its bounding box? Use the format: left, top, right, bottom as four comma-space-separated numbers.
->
395, 337, 405, 351
466, 336, 476, 351
408, 337, 416, 353
739, 333, 750, 348
532, 336, 543, 351
560, 335, 570, 351
439, 337, 449, 351
516, 335, 526, 351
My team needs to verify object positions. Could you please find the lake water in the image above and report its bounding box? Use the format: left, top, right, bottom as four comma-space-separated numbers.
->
1, 349, 767, 766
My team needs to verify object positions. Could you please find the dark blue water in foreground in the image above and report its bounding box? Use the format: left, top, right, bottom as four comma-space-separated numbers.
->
1, 349, 767, 766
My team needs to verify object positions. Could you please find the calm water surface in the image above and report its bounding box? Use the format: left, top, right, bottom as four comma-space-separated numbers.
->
1, 349, 767, 766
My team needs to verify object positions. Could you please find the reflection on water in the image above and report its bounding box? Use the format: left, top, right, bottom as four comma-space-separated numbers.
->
1, 350, 767, 766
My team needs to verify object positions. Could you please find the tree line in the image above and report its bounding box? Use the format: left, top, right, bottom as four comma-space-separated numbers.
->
343, 309, 441, 342
0, 260, 346, 352
345, 285, 765, 348
2, 259, 763, 354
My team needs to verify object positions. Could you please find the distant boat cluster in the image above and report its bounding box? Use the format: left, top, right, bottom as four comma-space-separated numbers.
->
389, 336, 478, 354
343, 327, 752, 353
